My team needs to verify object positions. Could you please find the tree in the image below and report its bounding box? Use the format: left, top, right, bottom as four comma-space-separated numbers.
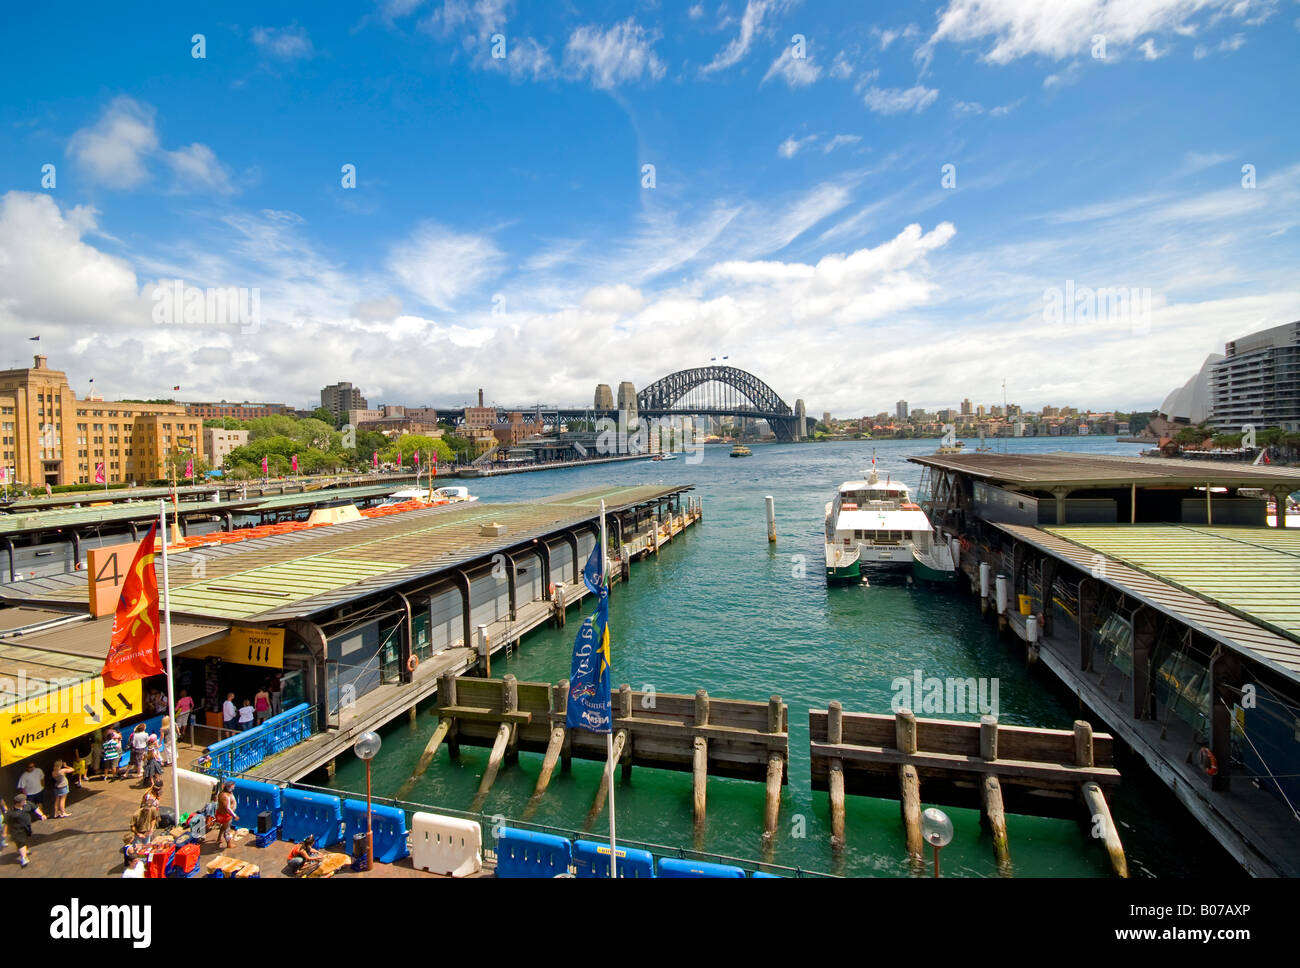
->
312, 406, 338, 427
386, 434, 454, 466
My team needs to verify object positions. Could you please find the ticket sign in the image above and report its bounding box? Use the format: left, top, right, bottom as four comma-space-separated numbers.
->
1, 678, 143, 766
187, 626, 284, 668
87, 540, 144, 617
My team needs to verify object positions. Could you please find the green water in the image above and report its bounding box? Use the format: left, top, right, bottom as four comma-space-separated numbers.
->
326, 437, 1241, 878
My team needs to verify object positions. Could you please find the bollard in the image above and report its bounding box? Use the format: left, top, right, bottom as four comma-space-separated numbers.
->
995, 574, 1008, 614
765, 495, 776, 543
477, 624, 490, 677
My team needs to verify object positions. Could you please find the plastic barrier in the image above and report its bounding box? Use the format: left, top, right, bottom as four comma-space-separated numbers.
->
494, 828, 572, 878
280, 789, 344, 847
342, 800, 409, 864
410, 812, 482, 877
232, 778, 283, 833
656, 858, 746, 878
174, 767, 218, 818
750, 871, 781, 878
572, 839, 656, 879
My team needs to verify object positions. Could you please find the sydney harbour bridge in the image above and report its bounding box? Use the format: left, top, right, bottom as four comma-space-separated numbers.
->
444, 365, 813, 442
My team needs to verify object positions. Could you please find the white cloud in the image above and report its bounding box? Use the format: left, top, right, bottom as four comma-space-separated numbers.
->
1139, 38, 1164, 59
164, 144, 235, 194
925, 0, 1269, 64
688, 4, 705, 21
251, 25, 315, 60
66, 97, 159, 189
823, 134, 861, 153
702, 0, 778, 73
563, 19, 666, 89
863, 84, 938, 114
388, 222, 505, 311
762, 45, 822, 86
778, 134, 817, 158
829, 50, 855, 79
580, 283, 644, 314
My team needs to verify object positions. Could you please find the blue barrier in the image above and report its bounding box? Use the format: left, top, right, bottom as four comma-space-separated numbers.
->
750, 871, 781, 878
342, 800, 410, 864
495, 828, 572, 878
232, 779, 282, 832
656, 858, 746, 878
572, 839, 656, 879
280, 789, 344, 847
201, 704, 314, 774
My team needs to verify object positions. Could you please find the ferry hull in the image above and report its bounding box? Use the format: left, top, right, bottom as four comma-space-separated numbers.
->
825, 560, 862, 583
912, 558, 958, 583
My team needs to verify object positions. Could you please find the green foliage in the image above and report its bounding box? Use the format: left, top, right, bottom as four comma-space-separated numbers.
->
311, 406, 338, 427
385, 434, 454, 466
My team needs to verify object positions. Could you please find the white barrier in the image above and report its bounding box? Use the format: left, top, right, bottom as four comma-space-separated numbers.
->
175, 767, 218, 817
410, 811, 483, 877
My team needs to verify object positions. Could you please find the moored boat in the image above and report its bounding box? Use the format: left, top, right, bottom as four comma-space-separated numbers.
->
730, 444, 752, 457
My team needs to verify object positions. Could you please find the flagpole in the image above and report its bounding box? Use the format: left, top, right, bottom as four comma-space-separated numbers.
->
601, 499, 616, 878
158, 500, 181, 821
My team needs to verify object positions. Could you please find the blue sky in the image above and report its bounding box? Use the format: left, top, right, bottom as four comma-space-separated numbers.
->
1, 0, 1296, 417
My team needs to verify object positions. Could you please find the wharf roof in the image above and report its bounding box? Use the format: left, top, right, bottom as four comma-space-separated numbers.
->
993, 522, 1300, 684
0, 484, 690, 626
909, 452, 1300, 492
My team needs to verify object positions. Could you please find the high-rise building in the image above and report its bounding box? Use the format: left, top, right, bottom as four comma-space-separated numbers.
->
320, 381, 368, 418
204, 428, 249, 468
896, 400, 909, 420
594, 384, 614, 409
960, 398, 972, 415
0, 355, 204, 486
1209, 321, 1300, 432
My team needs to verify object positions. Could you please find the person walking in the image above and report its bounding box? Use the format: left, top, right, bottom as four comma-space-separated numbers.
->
3, 794, 38, 868
237, 698, 255, 733
130, 794, 159, 847
253, 685, 272, 726
129, 723, 149, 778
174, 690, 194, 733
159, 717, 173, 767
101, 729, 123, 781
269, 673, 283, 716
222, 692, 238, 732
15, 762, 44, 813
214, 781, 238, 849
49, 760, 76, 818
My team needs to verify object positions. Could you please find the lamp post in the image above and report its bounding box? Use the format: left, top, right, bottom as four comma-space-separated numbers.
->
354, 731, 382, 871
921, 807, 953, 878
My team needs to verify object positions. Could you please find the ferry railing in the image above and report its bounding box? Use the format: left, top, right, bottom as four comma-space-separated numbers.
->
198, 704, 318, 775
205, 766, 835, 878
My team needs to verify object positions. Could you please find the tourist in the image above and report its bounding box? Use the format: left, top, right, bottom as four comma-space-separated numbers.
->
122, 855, 146, 878
254, 684, 272, 725
3, 794, 37, 868
72, 746, 88, 788
237, 698, 255, 732
49, 760, 76, 818
159, 717, 173, 766
174, 690, 194, 732
129, 723, 150, 777
101, 729, 124, 780
88, 733, 103, 779
16, 761, 44, 811
214, 781, 238, 849
141, 748, 165, 795
222, 692, 238, 732
269, 673, 283, 716
286, 834, 323, 877
131, 794, 160, 847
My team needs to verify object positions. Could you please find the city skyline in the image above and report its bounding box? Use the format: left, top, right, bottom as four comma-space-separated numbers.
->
1, 2, 1296, 416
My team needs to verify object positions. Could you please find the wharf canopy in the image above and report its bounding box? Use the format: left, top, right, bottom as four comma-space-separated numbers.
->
0, 485, 692, 732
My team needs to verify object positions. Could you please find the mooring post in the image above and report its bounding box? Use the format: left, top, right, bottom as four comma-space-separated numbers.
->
827, 700, 846, 849
1081, 782, 1128, 878
693, 689, 710, 827
619, 684, 633, 780
620, 547, 631, 582
557, 678, 572, 772
477, 624, 490, 677
1073, 720, 1094, 767
765, 495, 776, 543
554, 583, 566, 628
979, 715, 1010, 873
438, 673, 459, 759
504, 674, 519, 762
762, 694, 784, 844
896, 708, 924, 866
979, 561, 991, 616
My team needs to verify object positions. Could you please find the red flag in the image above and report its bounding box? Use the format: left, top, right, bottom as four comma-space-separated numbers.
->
415, 449, 420, 466
291, 454, 298, 474
397, 450, 403, 469
261, 455, 269, 475
184, 458, 194, 479
372, 450, 378, 469
103, 521, 164, 686
95, 462, 106, 484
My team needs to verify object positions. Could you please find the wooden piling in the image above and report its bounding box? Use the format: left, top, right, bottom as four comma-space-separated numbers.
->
438, 674, 460, 759
979, 713, 998, 761
827, 700, 846, 849
692, 736, 708, 826
523, 726, 567, 820
470, 722, 513, 812
395, 717, 452, 800
619, 684, 633, 780
557, 679, 572, 772
1082, 781, 1128, 878
762, 752, 783, 843
1073, 720, 1094, 767
553, 584, 566, 628
504, 674, 519, 763
765, 495, 776, 543
585, 728, 628, 826
896, 709, 924, 866
981, 775, 1012, 874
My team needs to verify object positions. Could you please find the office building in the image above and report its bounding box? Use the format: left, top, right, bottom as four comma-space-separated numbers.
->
1209, 321, 1300, 432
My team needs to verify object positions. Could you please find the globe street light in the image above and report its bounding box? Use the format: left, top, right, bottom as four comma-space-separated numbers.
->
921, 807, 953, 878
354, 731, 382, 871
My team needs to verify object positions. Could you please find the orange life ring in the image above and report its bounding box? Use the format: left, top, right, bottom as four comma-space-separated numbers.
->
548, 582, 556, 596
407, 654, 419, 674
1199, 747, 1218, 776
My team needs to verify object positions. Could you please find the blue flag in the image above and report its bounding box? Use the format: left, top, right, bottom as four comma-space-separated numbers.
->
566, 594, 611, 733
582, 541, 606, 598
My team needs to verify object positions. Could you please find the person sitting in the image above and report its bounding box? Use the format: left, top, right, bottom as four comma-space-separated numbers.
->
285, 834, 323, 877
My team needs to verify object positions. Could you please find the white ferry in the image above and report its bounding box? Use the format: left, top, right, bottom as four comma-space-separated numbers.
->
384, 485, 478, 505
824, 463, 956, 584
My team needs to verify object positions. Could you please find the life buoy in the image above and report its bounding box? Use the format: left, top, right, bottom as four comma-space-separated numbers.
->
548, 582, 556, 596
407, 654, 419, 674
1198, 747, 1218, 776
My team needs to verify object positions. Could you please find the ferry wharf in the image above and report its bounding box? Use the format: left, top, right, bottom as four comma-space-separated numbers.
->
0, 485, 701, 790
912, 451, 1300, 877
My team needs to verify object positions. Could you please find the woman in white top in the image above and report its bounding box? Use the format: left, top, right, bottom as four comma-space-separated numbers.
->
222, 693, 237, 732
237, 700, 255, 732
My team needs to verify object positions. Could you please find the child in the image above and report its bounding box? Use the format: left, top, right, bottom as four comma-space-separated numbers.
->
159, 717, 173, 766
73, 747, 89, 788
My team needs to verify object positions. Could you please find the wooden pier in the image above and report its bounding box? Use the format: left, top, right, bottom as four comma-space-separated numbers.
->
401, 675, 788, 841
809, 705, 1126, 876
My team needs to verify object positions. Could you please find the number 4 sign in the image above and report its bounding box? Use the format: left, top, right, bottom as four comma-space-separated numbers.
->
87, 540, 144, 617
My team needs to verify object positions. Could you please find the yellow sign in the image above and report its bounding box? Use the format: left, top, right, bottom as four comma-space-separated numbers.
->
1, 679, 143, 766
187, 626, 284, 668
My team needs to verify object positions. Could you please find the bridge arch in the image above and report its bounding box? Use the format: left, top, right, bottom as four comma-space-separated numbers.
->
637, 365, 792, 415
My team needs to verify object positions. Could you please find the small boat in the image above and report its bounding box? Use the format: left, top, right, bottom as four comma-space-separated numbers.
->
383, 485, 478, 505
650, 453, 678, 462
824, 462, 955, 584
730, 444, 752, 457
934, 440, 965, 456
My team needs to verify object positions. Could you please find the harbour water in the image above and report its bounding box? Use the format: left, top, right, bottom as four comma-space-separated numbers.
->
327, 437, 1243, 878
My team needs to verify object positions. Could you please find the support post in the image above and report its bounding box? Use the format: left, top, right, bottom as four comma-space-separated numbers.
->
1081, 782, 1129, 878
1131, 607, 1157, 720
896, 708, 923, 865
1209, 650, 1241, 792
438, 674, 459, 759
618, 684, 633, 780
1078, 578, 1097, 672
827, 700, 846, 849
765, 495, 776, 543
981, 775, 1011, 875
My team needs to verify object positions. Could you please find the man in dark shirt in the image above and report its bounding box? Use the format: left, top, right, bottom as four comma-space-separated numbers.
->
3, 793, 42, 868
